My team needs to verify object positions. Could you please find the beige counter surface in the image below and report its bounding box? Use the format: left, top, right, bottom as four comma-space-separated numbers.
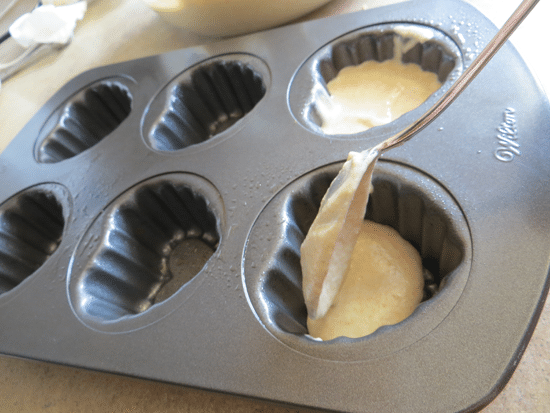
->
1, 0, 549, 411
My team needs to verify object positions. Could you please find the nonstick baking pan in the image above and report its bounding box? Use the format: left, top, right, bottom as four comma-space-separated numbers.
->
1, 0, 549, 412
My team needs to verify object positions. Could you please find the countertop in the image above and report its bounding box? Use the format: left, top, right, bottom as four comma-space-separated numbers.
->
0, 0, 549, 411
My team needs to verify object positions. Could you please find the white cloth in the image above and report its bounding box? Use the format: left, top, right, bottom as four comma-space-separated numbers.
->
9, 1, 87, 48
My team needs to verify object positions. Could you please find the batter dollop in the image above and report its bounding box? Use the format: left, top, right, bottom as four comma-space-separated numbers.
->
307, 220, 424, 340
320, 57, 441, 135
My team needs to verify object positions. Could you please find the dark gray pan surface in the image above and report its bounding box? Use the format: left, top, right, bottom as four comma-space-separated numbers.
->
1, 0, 549, 412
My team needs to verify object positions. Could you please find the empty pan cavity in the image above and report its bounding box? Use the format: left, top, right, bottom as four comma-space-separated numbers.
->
0, 184, 69, 295
143, 55, 269, 152
288, 23, 463, 136
36, 79, 133, 163
69, 174, 224, 330
244, 161, 471, 360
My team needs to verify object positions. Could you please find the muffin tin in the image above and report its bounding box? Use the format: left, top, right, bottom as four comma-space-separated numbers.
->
1, 0, 549, 412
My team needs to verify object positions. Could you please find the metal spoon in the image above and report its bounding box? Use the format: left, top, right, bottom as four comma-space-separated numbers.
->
375, 0, 540, 155
302, 0, 541, 320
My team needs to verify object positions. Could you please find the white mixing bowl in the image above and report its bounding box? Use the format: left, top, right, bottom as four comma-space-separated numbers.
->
141, 0, 333, 37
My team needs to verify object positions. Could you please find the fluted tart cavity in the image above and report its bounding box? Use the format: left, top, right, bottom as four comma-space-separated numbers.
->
144, 57, 268, 152
244, 162, 469, 339
0, 185, 66, 294
288, 23, 462, 134
72, 176, 221, 323
36, 80, 132, 163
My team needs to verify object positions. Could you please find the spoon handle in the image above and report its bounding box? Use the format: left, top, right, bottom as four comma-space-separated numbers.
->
375, 0, 540, 154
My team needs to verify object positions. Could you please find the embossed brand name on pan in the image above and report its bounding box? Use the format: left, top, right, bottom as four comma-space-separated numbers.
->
495, 107, 520, 162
